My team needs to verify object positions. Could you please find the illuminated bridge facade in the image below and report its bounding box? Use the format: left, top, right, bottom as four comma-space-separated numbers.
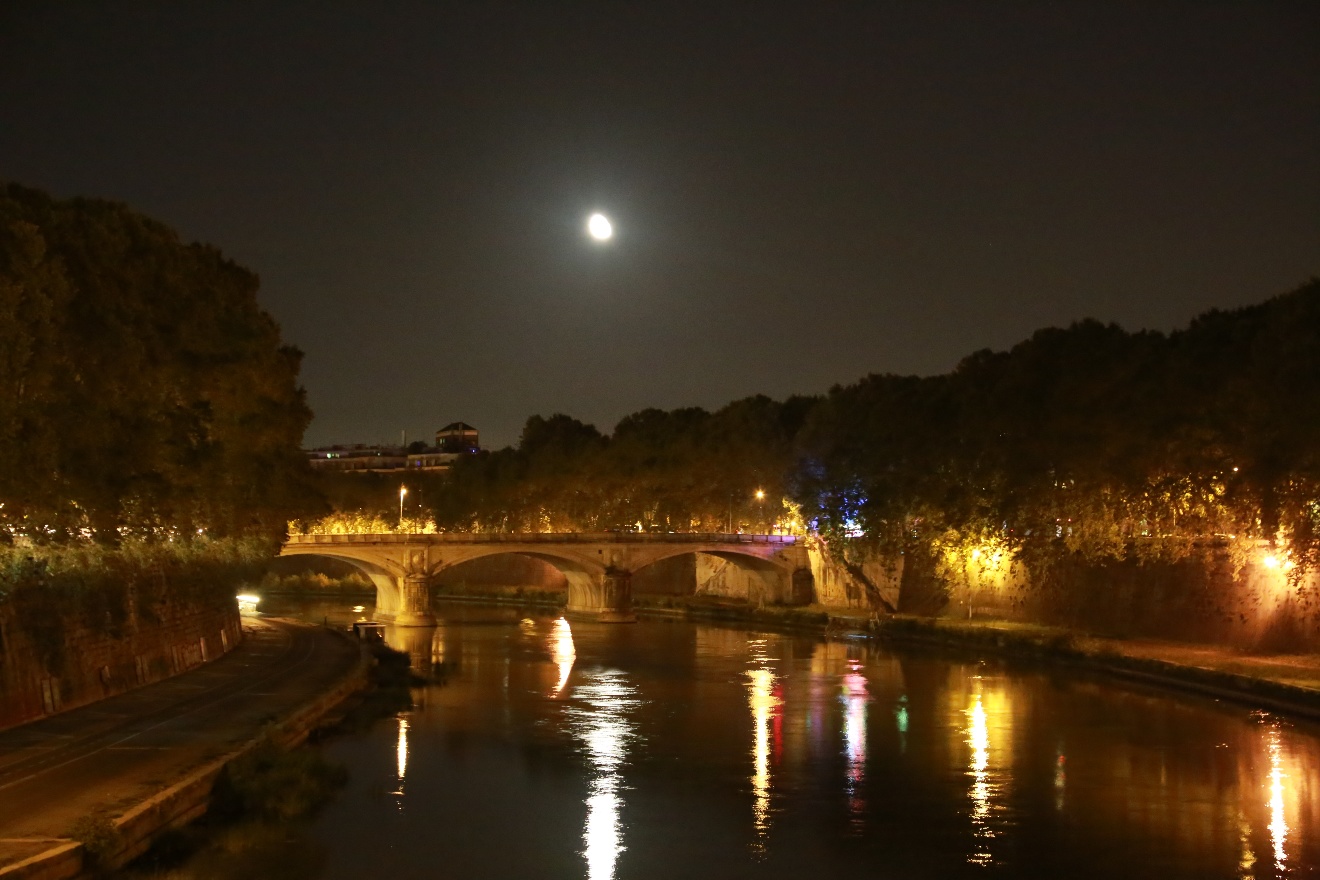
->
279, 532, 811, 625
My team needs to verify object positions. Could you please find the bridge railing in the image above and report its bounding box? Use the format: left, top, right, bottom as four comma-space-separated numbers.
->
285, 532, 800, 546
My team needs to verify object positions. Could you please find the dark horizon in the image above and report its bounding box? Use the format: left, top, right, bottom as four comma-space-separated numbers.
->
3, 2, 1316, 448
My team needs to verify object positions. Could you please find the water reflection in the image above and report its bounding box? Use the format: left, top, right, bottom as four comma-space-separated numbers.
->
257, 601, 1320, 878
841, 659, 868, 828
1269, 723, 1289, 873
1054, 748, 1066, 813
551, 617, 576, 695
392, 715, 409, 801
747, 639, 782, 850
963, 674, 1012, 867
385, 626, 443, 678
567, 669, 640, 880
967, 693, 991, 863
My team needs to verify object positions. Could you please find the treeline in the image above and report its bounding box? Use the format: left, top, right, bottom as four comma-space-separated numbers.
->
0, 183, 317, 544
424, 280, 1320, 569
430, 398, 816, 533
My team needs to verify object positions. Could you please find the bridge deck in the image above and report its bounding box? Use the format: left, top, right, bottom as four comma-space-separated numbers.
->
286, 532, 799, 546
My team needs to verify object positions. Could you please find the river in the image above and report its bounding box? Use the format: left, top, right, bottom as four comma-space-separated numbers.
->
256, 596, 1318, 879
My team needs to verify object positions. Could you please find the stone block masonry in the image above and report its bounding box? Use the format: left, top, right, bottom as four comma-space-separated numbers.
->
0, 596, 241, 732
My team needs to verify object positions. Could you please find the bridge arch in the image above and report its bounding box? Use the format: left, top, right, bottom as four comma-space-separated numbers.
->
631, 548, 793, 605
425, 547, 617, 617
276, 548, 407, 618
494, 552, 598, 610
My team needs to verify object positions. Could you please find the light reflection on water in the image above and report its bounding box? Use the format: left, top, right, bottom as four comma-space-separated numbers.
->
841, 659, 869, 829
1268, 722, 1289, 875
966, 691, 993, 865
248, 600, 1320, 879
566, 668, 640, 880
392, 715, 408, 801
746, 638, 781, 850
551, 617, 576, 695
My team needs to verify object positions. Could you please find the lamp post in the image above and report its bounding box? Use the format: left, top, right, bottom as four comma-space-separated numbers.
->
754, 489, 765, 534
399, 485, 408, 530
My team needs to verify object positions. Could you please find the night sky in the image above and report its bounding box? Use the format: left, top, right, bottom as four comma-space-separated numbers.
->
2, 3, 1316, 449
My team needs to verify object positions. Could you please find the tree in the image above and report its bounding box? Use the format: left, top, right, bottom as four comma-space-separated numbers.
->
0, 182, 318, 543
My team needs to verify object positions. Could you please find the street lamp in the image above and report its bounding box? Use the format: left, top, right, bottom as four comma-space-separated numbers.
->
399, 485, 408, 529
754, 489, 765, 533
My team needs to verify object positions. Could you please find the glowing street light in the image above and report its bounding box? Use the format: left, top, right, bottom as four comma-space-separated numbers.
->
399, 485, 408, 528
754, 489, 765, 533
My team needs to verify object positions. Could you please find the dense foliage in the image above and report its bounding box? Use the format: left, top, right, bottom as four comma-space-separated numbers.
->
802, 281, 1320, 568
0, 182, 317, 543
415, 281, 1320, 573
425, 401, 814, 534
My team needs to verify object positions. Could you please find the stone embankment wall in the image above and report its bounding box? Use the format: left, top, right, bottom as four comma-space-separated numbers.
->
961, 550, 1320, 652
810, 539, 1320, 652
807, 539, 902, 611
693, 554, 809, 604
0, 596, 241, 731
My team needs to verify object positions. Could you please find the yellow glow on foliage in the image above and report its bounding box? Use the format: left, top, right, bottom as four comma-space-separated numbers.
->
292, 513, 438, 535
775, 498, 807, 535
936, 533, 1015, 603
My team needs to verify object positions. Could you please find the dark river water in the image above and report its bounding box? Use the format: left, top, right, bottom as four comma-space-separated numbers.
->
260, 597, 1320, 879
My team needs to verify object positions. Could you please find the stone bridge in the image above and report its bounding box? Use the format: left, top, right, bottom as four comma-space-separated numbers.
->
280, 532, 811, 625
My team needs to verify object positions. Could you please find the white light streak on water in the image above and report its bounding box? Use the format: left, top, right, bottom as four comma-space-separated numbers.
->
567, 669, 640, 880
392, 715, 409, 802
552, 617, 576, 695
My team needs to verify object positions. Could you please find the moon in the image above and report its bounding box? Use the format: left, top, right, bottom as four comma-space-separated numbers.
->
587, 212, 613, 241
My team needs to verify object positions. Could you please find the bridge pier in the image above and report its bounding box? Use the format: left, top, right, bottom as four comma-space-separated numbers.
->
567, 568, 635, 623
380, 573, 437, 627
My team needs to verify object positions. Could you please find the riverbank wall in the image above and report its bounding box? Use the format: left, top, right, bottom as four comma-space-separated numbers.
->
808, 539, 1320, 652
0, 593, 241, 732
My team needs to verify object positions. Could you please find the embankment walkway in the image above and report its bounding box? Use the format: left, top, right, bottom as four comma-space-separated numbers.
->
0, 617, 360, 874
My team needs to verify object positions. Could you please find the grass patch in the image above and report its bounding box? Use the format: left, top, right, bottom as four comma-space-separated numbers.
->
69, 813, 124, 875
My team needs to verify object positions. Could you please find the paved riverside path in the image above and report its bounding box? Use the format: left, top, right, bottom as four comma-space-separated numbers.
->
0, 617, 359, 869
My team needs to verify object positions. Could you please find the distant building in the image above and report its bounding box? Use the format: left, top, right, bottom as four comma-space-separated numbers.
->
308, 422, 482, 473
436, 421, 480, 454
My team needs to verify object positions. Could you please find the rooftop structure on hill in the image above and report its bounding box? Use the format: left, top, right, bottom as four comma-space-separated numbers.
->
436, 422, 480, 454
308, 422, 481, 473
